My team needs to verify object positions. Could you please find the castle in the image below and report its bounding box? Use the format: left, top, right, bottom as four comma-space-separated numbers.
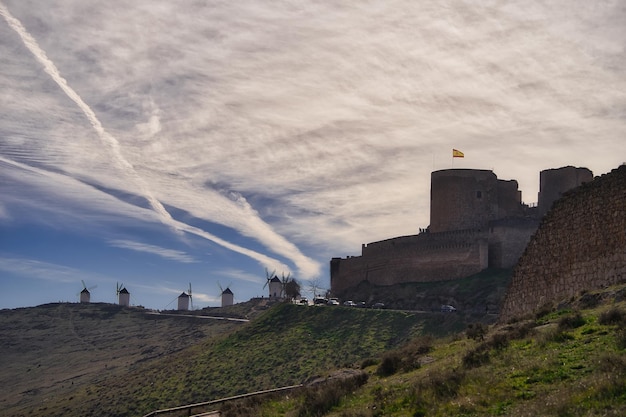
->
330, 166, 593, 297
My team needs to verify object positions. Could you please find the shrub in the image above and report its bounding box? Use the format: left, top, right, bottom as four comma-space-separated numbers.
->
360, 358, 379, 369
485, 332, 510, 350
374, 336, 432, 376
377, 352, 402, 377
557, 311, 586, 330
296, 372, 368, 417
462, 346, 490, 369
598, 307, 626, 326
578, 292, 601, 309
466, 323, 487, 341
535, 303, 555, 320
419, 368, 465, 400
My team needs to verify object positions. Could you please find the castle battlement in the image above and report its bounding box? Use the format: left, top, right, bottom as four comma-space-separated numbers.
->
330, 166, 592, 298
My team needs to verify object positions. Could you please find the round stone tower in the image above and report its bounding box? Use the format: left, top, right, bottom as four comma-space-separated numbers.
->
430, 169, 500, 233
538, 166, 593, 217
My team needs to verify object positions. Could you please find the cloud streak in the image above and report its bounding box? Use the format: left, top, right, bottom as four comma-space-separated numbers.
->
108, 240, 198, 264
1, 0, 625, 308
0, 256, 91, 284
0, 1, 320, 279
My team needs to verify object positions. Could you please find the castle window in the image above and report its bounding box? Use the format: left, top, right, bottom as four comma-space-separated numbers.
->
476, 191, 482, 199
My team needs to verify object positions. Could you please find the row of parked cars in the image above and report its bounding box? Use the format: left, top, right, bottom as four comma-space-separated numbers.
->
309, 298, 385, 309
300, 298, 457, 312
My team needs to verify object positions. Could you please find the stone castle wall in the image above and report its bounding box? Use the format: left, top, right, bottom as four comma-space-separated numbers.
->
331, 231, 488, 295
330, 165, 598, 299
500, 165, 626, 322
488, 217, 540, 268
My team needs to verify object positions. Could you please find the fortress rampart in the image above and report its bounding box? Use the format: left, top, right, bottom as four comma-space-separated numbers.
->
500, 165, 626, 322
330, 166, 595, 299
331, 231, 488, 294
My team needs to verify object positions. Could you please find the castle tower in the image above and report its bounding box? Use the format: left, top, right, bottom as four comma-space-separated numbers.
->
538, 166, 593, 217
430, 169, 524, 233
431, 169, 492, 232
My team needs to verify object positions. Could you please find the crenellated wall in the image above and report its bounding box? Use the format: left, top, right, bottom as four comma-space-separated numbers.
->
330, 165, 599, 300
500, 165, 626, 322
331, 231, 488, 295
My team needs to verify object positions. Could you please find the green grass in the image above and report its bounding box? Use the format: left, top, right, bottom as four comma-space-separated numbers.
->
14, 303, 443, 417
7, 281, 626, 417
254, 287, 626, 417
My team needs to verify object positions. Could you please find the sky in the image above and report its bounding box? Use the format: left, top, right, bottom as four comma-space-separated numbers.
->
1, 0, 624, 310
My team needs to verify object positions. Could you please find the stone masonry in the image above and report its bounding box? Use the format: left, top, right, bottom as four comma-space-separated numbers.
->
330, 166, 596, 299
500, 165, 626, 322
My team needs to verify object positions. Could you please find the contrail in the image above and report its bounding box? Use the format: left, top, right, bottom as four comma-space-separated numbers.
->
0, 154, 290, 271
0, 3, 174, 227
0, 3, 295, 274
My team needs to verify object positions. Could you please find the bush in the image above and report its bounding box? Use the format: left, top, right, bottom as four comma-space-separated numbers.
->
377, 353, 402, 377
375, 336, 432, 376
466, 323, 487, 341
296, 372, 368, 417
485, 332, 510, 350
535, 303, 555, 320
598, 307, 626, 326
462, 346, 490, 369
360, 358, 379, 369
420, 368, 465, 400
558, 311, 586, 330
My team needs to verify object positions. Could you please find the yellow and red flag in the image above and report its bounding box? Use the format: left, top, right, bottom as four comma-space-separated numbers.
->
452, 149, 464, 158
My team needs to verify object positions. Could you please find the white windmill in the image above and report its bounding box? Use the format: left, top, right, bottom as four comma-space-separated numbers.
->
77, 280, 97, 303
116, 282, 130, 307
177, 283, 192, 311
263, 268, 282, 299
218, 282, 234, 307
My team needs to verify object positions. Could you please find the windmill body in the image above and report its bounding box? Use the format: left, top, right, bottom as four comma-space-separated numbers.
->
221, 287, 234, 307
118, 287, 130, 307
79, 288, 90, 303
268, 276, 282, 299
177, 292, 190, 311
78, 280, 96, 303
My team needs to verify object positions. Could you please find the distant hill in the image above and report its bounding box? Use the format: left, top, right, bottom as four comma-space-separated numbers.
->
0, 299, 484, 417
0, 302, 242, 416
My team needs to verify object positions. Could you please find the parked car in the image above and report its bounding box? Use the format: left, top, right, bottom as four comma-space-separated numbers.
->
298, 298, 308, 305
372, 302, 385, 309
356, 301, 367, 308
440, 304, 457, 313
327, 298, 340, 306
343, 300, 356, 307
313, 297, 328, 305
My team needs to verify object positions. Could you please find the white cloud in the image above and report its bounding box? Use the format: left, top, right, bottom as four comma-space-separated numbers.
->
1, 0, 625, 290
0, 256, 88, 284
108, 240, 198, 264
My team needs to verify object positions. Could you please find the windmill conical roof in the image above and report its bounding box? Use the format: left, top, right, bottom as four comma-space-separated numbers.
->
270, 276, 281, 283
119, 287, 129, 294
222, 287, 233, 295
178, 292, 189, 298
81, 288, 90, 294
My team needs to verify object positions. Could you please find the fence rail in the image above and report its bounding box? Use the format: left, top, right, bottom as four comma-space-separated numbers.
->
141, 384, 303, 417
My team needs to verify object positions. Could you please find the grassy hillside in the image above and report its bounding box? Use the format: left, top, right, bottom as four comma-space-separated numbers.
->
242, 284, 626, 417
0, 302, 242, 417
4, 301, 482, 417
